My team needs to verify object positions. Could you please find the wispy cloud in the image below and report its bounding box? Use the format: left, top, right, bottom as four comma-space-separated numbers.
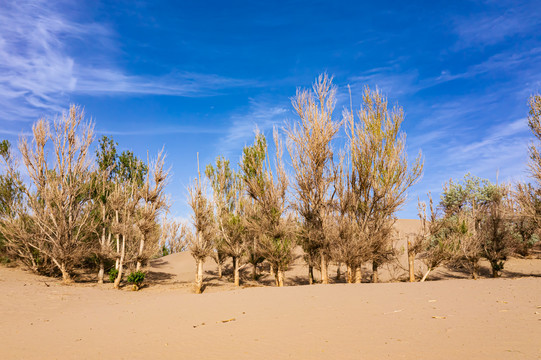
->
452, 2, 541, 48
216, 98, 289, 158
0, 0, 256, 123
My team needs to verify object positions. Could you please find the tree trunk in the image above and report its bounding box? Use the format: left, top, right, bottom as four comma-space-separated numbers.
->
471, 261, 479, 280
270, 263, 276, 279
114, 235, 125, 289
60, 263, 72, 284
136, 236, 145, 272
420, 267, 431, 282
371, 262, 379, 283
492, 268, 500, 278
308, 265, 314, 285
217, 263, 223, 279
195, 258, 204, 294
233, 256, 240, 286
115, 212, 120, 270
346, 265, 353, 283
277, 269, 284, 287
335, 262, 341, 281
355, 266, 362, 284
408, 245, 415, 282
252, 262, 257, 280
97, 259, 105, 284
321, 252, 329, 284
98, 229, 106, 284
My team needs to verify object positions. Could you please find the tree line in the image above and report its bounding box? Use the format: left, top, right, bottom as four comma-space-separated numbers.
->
1, 74, 540, 292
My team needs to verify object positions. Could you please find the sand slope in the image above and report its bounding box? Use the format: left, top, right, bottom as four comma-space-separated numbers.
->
2, 219, 541, 359
1, 266, 540, 359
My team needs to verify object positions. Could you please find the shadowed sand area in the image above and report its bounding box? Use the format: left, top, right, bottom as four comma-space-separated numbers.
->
1, 219, 541, 359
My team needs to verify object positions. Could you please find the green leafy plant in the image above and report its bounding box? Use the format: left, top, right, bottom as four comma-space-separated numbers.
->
127, 270, 145, 291
108, 268, 118, 283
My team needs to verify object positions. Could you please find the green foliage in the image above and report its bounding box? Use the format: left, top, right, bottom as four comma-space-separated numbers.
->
127, 270, 145, 290
118, 151, 148, 186
96, 136, 118, 177
440, 173, 498, 214
108, 268, 119, 283
95, 135, 148, 186
0, 140, 23, 217
241, 133, 268, 197
161, 245, 170, 257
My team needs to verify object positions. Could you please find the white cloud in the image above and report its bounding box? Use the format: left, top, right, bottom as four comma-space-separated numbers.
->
216, 98, 289, 157
0, 0, 256, 123
453, 3, 541, 48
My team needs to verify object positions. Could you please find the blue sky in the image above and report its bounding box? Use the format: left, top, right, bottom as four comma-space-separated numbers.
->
1, 0, 540, 221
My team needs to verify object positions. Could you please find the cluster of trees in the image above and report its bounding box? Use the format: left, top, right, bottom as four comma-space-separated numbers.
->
409, 95, 541, 281
0, 106, 185, 287
187, 74, 424, 291
1, 76, 539, 293
410, 174, 536, 281
188, 78, 541, 291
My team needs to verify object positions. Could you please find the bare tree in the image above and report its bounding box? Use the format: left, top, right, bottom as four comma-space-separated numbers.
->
329, 155, 367, 283
287, 74, 340, 284
93, 167, 115, 284
109, 178, 140, 289
159, 218, 187, 254
135, 151, 169, 271
347, 87, 423, 283
241, 131, 295, 287
415, 196, 450, 282
206, 156, 246, 286
14, 106, 95, 283
188, 154, 215, 294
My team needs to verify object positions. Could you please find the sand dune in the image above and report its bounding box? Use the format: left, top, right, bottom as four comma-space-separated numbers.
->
2, 219, 541, 359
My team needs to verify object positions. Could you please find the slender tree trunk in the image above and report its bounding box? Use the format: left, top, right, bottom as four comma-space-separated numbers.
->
217, 263, 223, 279
270, 263, 276, 279
335, 262, 341, 281
470, 260, 480, 280
98, 228, 106, 284
136, 236, 145, 271
195, 258, 204, 294
252, 262, 258, 280
321, 252, 329, 284
355, 266, 362, 284
60, 262, 72, 284
277, 269, 284, 287
346, 265, 353, 283
420, 267, 431, 282
492, 267, 500, 278
308, 265, 314, 285
371, 262, 379, 283
408, 242, 415, 282
114, 235, 125, 289
98, 259, 105, 284
115, 211, 120, 270
233, 256, 240, 286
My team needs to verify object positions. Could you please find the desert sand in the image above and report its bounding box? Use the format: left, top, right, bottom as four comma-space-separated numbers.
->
1, 220, 541, 359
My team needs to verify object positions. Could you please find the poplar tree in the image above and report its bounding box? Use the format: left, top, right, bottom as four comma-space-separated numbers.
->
347, 87, 423, 282
287, 74, 340, 284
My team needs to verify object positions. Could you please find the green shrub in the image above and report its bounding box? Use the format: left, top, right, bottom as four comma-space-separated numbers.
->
108, 268, 119, 283
127, 271, 145, 291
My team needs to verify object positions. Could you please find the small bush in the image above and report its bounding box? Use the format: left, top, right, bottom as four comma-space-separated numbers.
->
108, 268, 119, 283
127, 271, 145, 291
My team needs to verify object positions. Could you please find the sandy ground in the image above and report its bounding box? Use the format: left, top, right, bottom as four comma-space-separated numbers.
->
1, 219, 541, 359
